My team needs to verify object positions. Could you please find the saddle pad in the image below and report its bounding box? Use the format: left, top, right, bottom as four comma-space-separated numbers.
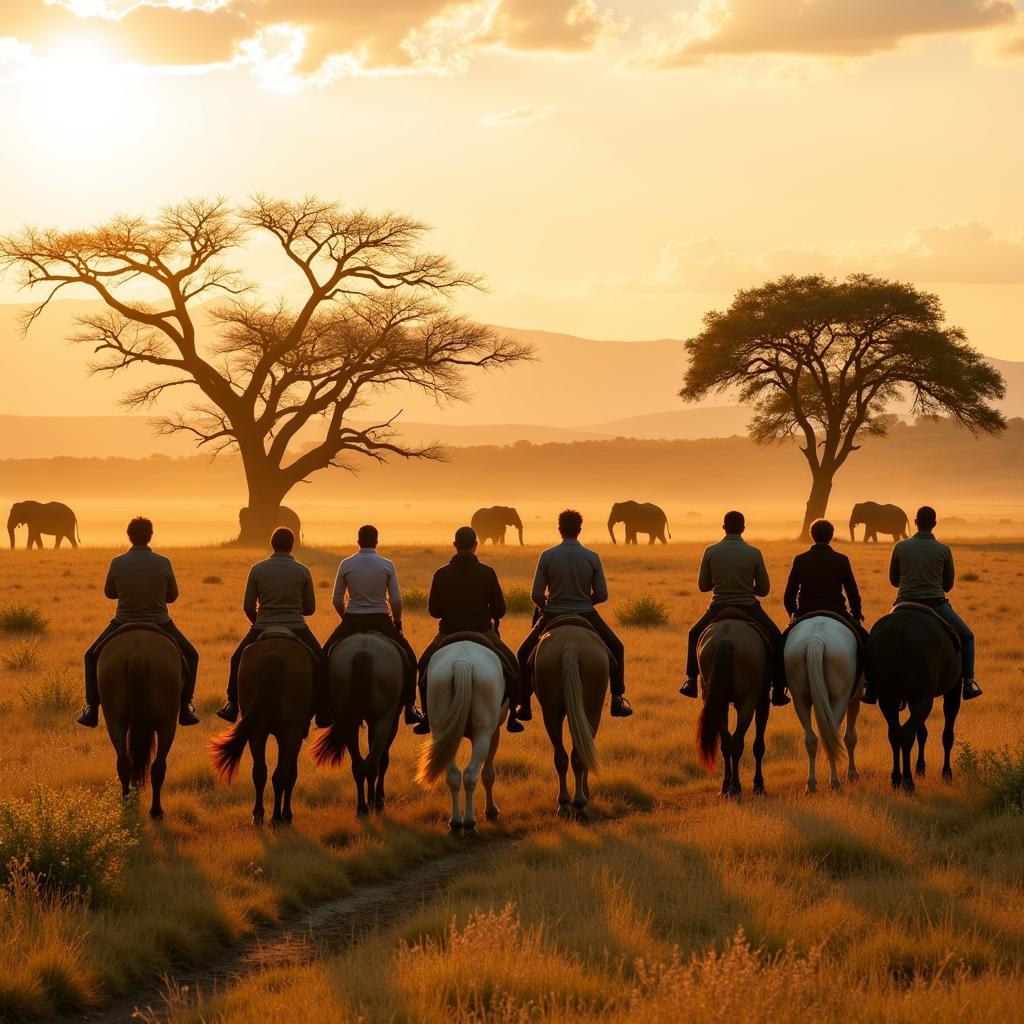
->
888, 602, 962, 651
785, 611, 864, 651
94, 622, 180, 659
541, 614, 598, 634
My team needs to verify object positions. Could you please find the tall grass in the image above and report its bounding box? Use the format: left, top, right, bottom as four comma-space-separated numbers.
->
2, 640, 42, 671
0, 603, 48, 635
615, 594, 669, 628
20, 669, 78, 714
505, 585, 534, 615
403, 588, 429, 612
957, 743, 1024, 811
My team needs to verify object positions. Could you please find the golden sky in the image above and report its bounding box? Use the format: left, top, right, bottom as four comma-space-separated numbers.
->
1, 0, 1024, 358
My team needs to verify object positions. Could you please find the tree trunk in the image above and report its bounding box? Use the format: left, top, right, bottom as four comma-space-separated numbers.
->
799, 469, 834, 541
236, 468, 293, 547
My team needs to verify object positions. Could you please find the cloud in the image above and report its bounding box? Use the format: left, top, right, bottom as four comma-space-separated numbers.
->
0, 0, 629, 87
482, 102, 555, 125
649, 223, 1024, 292
626, 0, 1019, 70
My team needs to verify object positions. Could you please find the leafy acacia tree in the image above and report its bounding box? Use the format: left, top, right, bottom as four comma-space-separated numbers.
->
1, 197, 531, 543
680, 274, 1006, 539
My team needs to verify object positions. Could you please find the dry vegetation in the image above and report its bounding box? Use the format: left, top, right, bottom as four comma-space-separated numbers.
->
0, 540, 1023, 1021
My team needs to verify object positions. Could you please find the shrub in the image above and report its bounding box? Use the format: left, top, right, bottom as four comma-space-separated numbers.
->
20, 670, 78, 714
961, 572, 980, 582
202, 575, 223, 585
0, 786, 140, 900
615, 595, 670, 628
504, 585, 534, 615
0, 603, 48, 635
2, 640, 42, 671
957, 743, 1024, 811
403, 589, 429, 612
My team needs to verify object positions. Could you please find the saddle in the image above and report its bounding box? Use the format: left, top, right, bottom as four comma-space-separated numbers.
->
783, 610, 866, 677
529, 613, 619, 673
93, 622, 183, 664
425, 631, 519, 691
325, 630, 415, 676
888, 602, 962, 652
704, 607, 776, 652
254, 626, 320, 670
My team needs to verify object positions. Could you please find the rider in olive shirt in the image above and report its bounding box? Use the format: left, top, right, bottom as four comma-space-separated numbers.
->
79, 516, 200, 728
870, 505, 981, 702
680, 510, 789, 706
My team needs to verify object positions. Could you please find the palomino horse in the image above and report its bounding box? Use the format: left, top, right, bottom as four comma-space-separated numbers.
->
313, 633, 404, 817
866, 604, 962, 791
97, 625, 182, 819
784, 615, 862, 795
696, 617, 770, 797
533, 618, 609, 821
210, 634, 315, 826
416, 640, 507, 836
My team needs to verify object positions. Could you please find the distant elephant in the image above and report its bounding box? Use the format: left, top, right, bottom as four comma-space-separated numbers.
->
608, 501, 671, 545
470, 506, 524, 545
238, 505, 302, 546
849, 502, 909, 543
8, 500, 80, 549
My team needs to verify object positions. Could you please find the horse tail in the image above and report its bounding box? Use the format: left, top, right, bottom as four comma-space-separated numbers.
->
209, 653, 277, 783
696, 639, 731, 771
562, 646, 598, 774
807, 635, 844, 762
313, 649, 371, 767
125, 652, 156, 788
417, 657, 473, 788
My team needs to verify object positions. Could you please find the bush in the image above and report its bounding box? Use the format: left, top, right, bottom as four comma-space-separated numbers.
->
2, 640, 42, 671
0, 603, 48, 635
403, 589, 429, 612
505, 585, 534, 615
20, 670, 78, 714
961, 572, 980, 582
958, 743, 1024, 811
0, 786, 140, 900
202, 575, 223, 585
615, 594, 670, 628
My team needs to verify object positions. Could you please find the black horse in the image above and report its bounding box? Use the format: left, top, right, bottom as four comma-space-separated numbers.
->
866, 605, 962, 792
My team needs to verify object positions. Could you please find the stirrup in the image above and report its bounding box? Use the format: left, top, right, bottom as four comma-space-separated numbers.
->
413, 717, 431, 735
963, 679, 983, 701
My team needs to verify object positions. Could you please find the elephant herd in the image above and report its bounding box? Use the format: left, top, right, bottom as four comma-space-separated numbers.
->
6, 499, 912, 548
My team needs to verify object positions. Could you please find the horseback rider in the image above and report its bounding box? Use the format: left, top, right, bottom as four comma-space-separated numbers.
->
322, 525, 424, 729
414, 526, 524, 736
79, 516, 200, 728
216, 527, 324, 724
783, 518, 870, 647
870, 505, 981, 703
680, 510, 789, 706
516, 509, 633, 720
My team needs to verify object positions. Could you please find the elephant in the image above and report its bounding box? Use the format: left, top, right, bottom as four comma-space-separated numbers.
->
8, 501, 80, 549
238, 505, 302, 546
608, 501, 671, 545
470, 506, 524, 545
849, 502, 909, 543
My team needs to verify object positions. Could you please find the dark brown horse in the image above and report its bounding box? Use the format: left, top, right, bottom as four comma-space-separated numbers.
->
533, 619, 609, 821
696, 618, 770, 798
97, 626, 182, 819
313, 633, 404, 817
866, 605, 962, 791
210, 635, 314, 827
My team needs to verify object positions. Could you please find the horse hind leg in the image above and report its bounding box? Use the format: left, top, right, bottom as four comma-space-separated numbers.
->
570, 747, 589, 821
942, 688, 962, 783
149, 728, 172, 820
916, 722, 928, 778
845, 698, 860, 782
483, 723, 501, 821
250, 734, 268, 827
461, 733, 492, 836
548, 716, 572, 818
793, 695, 818, 795
112, 732, 131, 801
446, 761, 463, 834
279, 738, 301, 825
752, 698, 769, 796
270, 739, 290, 826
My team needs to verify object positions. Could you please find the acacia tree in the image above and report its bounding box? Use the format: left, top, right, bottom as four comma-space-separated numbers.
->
1, 197, 531, 543
680, 274, 1006, 539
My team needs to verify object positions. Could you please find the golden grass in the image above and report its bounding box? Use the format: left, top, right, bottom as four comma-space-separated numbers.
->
0, 540, 1022, 1019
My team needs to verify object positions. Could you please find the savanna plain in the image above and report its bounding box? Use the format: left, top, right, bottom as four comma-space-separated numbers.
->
2, 539, 1024, 1023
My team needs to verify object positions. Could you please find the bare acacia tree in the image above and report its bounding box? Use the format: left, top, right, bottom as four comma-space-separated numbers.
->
1, 197, 532, 543
681, 274, 1006, 539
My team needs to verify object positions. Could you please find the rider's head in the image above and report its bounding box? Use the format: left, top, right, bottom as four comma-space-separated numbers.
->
454, 526, 478, 553
723, 511, 745, 535
810, 519, 835, 544
916, 506, 937, 531
358, 524, 379, 549
558, 509, 583, 539
127, 516, 154, 546
271, 527, 294, 552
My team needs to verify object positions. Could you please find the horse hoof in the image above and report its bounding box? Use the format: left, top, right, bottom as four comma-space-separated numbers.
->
449, 820, 463, 835
356, 806, 369, 818
942, 770, 953, 785
486, 807, 500, 821
251, 816, 264, 829
847, 771, 860, 783
149, 809, 164, 821
901, 779, 915, 794
753, 785, 766, 797
916, 767, 926, 778
556, 804, 572, 820
373, 800, 385, 813
572, 806, 589, 822
463, 824, 479, 838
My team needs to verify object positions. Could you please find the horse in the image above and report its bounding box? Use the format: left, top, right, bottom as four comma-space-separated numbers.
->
696, 618, 770, 798
312, 633, 404, 817
209, 634, 315, 826
97, 626, 182, 819
533, 619, 609, 821
784, 615, 862, 795
415, 639, 507, 836
866, 605, 962, 791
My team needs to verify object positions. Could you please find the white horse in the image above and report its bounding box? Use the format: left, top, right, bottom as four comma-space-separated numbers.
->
784, 616, 862, 794
415, 640, 508, 835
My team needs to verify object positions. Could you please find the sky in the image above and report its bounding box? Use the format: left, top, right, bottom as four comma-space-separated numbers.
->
1, 0, 1024, 358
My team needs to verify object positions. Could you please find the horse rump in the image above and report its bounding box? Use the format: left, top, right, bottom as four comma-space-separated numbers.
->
125, 652, 156, 788
209, 651, 280, 782
416, 657, 473, 788
562, 647, 598, 774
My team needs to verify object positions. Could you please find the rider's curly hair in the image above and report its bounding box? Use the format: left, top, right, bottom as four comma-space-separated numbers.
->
558, 509, 583, 538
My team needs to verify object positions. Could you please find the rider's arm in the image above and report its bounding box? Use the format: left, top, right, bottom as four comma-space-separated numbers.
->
242, 568, 259, 624
888, 548, 901, 589
302, 568, 316, 617
697, 549, 713, 593
843, 557, 863, 620
490, 568, 507, 624
388, 566, 402, 627
590, 556, 609, 606
943, 548, 955, 593
753, 553, 771, 598
103, 562, 118, 600
530, 554, 548, 611
165, 563, 179, 605
783, 560, 799, 616
331, 565, 346, 617
427, 569, 444, 621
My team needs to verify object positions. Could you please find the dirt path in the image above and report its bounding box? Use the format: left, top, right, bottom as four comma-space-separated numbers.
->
63, 837, 512, 1024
